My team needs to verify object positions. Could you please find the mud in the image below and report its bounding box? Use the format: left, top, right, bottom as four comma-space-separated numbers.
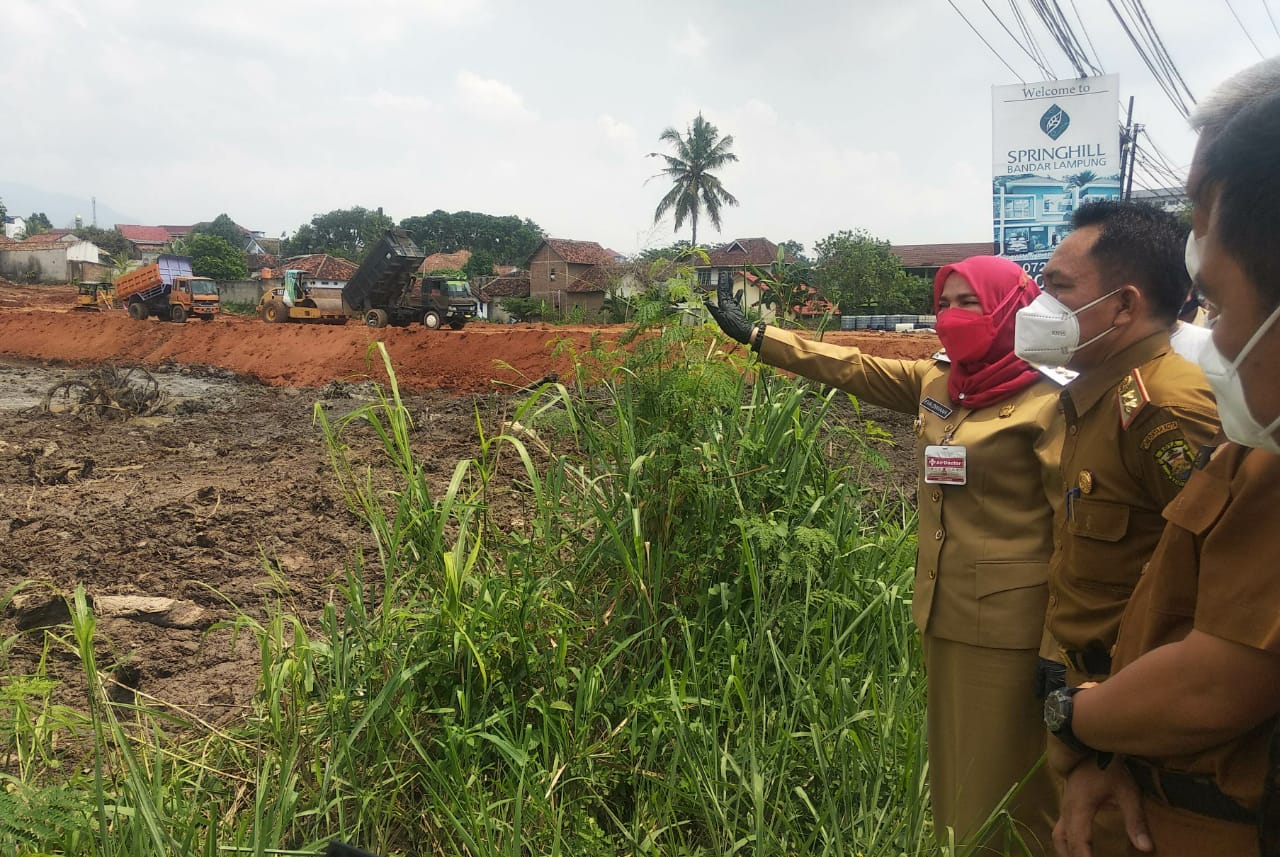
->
0, 284, 932, 729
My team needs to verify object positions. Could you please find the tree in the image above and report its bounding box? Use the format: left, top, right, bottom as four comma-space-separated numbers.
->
649, 112, 739, 246
777, 240, 808, 263
813, 229, 913, 314
749, 246, 816, 324
73, 226, 130, 257
462, 248, 497, 280
0, 196, 7, 226
284, 207, 394, 261
194, 213, 248, 250
398, 210, 546, 265
187, 233, 248, 280
21, 212, 53, 238
1065, 170, 1099, 189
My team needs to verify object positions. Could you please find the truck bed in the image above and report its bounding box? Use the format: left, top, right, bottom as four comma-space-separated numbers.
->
115, 255, 194, 302
341, 229, 426, 312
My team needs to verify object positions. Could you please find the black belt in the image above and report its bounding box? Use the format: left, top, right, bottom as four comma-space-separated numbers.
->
1059, 647, 1112, 676
1126, 759, 1256, 825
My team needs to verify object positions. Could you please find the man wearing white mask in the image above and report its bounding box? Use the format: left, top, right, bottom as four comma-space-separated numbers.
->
1047, 83, 1280, 857
1015, 201, 1218, 696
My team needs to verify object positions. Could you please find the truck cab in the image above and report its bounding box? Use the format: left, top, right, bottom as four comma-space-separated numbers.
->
420, 276, 478, 330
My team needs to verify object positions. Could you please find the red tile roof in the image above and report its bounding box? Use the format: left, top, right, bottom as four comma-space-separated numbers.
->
116, 224, 172, 244
478, 273, 531, 301
273, 254, 359, 281
565, 265, 615, 293
543, 238, 617, 266
420, 250, 471, 273
891, 242, 995, 267
704, 237, 785, 267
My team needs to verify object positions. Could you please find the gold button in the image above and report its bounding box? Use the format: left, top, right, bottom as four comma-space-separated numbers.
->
934, 529, 944, 540
932, 491, 941, 502
928, 569, 937, 580
1069, 425, 1078, 436
1049, 594, 1058, 606
943, 423, 954, 433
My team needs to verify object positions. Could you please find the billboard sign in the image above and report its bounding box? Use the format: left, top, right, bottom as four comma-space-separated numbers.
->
992, 75, 1121, 277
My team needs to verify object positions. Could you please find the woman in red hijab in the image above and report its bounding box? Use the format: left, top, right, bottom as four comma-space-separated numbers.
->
709, 255, 1064, 856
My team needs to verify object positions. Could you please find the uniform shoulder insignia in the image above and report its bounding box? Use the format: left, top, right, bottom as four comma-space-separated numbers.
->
1036, 364, 1077, 386
1118, 368, 1150, 430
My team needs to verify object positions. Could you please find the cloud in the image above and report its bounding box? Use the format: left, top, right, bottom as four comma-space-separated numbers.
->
598, 114, 638, 146
363, 90, 434, 113
455, 71, 536, 121
670, 22, 708, 58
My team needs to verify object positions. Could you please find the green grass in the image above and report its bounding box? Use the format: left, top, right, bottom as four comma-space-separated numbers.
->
0, 320, 1033, 855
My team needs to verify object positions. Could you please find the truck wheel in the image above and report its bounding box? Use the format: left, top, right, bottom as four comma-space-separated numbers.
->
171, 305, 187, 323
262, 301, 288, 323
449, 319, 465, 330
423, 311, 441, 330
128, 301, 148, 320
364, 309, 389, 328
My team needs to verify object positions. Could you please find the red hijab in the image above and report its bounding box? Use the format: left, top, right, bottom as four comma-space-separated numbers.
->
932, 256, 1042, 410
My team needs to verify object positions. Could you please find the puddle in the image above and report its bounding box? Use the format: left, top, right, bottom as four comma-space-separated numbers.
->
0, 361, 250, 412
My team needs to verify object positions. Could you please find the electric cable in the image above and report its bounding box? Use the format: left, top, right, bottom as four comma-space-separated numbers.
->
983, 0, 1058, 77
1225, 0, 1268, 57
949, 0, 1028, 82
1265, 0, 1280, 38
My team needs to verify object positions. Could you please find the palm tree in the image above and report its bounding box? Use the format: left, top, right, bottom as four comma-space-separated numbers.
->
649, 113, 739, 246
1065, 170, 1099, 190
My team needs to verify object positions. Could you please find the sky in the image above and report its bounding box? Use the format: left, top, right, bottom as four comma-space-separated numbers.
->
1, 0, 1273, 256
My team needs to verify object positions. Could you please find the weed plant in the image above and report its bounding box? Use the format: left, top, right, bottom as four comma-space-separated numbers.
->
0, 322, 1030, 855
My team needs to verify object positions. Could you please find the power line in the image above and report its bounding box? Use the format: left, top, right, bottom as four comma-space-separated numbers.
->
1104, 0, 1194, 117
948, 0, 1027, 81
983, 0, 1057, 77
1070, 0, 1108, 72
1266, 0, 1280, 39
1009, 0, 1059, 77
1225, 0, 1267, 57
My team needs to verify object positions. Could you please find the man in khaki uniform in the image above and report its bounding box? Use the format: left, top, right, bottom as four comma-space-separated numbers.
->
1014, 201, 1219, 690
1047, 59, 1280, 857
711, 257, 1064, 853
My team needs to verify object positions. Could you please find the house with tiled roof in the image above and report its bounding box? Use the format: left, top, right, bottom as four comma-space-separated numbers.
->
270, 254, 359, 287
116, 224, 173, 260
526, 238, 628, 318
689, 238, 797, 322
0, 236, 107, 283
890, 241, 995, 280
420, 249, 472, 274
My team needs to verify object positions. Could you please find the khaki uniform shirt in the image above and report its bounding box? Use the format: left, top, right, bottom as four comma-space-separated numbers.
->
1043, 332, 1217, 680
1112, 443, 1280, 811
760, 327, 1063, 648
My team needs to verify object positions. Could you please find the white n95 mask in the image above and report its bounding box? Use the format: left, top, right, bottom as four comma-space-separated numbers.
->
1197, 303, 1280, 453
1014, 289, 1120, 366
1185, 231, 1206, 281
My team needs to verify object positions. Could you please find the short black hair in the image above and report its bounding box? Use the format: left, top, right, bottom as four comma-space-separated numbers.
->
1202, 87, 1280, 311
1069, 199, 1189, 324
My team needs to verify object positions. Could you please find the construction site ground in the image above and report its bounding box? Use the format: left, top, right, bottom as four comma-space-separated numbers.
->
0, 282, 937, 725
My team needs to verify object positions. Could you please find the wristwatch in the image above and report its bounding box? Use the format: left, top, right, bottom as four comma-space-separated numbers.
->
1044, 687, 1114, 768
1044, 687, 1091, 753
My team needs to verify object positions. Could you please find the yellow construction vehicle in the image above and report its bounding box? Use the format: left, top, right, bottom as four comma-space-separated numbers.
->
73, 281, 117, 312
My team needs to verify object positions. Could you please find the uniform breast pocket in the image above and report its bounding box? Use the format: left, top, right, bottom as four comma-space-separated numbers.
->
975, 560, 1049, 649
1068, 497, 1133, 587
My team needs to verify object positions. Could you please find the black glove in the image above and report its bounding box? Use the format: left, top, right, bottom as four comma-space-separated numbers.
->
1035, 657, 1067, 700
705, 281, 756, 346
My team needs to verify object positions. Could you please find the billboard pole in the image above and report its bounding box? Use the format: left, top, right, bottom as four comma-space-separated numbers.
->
1125, 123, 1142, 201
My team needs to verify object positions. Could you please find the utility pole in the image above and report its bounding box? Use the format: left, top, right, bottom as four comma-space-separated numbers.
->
1119, 96, 1135, 201
1125, 123, 1142, 201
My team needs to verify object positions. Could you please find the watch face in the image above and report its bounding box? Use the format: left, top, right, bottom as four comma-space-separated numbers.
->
1043, 690, 1070, 732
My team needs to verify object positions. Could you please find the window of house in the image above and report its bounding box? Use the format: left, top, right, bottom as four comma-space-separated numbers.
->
698, 270, 712, 287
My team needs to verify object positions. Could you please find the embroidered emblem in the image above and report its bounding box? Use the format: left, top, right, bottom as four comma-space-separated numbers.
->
1140, 420, 1179, 450
999, 404, 1016, 418
1118, 369, 1150, 430
1078, 470, 1094, 494
1155, 438, 1194, 486
922, 397, 953, 419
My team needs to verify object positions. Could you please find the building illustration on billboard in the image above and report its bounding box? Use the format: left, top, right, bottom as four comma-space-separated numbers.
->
992, 75, 1121, 276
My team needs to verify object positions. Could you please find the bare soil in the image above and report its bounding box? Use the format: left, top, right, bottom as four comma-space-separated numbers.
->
0, 283, 934, 727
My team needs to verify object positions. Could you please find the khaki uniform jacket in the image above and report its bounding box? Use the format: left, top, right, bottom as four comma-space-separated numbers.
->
1112, 442, 1280, 815
1043, 331, 1218, 678
760, 327, 1063, 648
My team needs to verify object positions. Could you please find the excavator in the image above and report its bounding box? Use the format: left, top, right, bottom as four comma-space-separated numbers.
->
73, 281, 117, 312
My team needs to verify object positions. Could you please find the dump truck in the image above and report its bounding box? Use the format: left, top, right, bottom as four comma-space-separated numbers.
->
341, 229, 478, 330
115, 255, 220, 322
258, 269, 347, 324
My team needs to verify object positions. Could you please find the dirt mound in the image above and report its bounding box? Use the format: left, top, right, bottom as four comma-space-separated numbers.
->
0, 285, 939, 392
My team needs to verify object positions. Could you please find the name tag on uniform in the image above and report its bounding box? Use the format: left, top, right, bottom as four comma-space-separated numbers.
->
924, 445, 967, 485
921, 397, 953, 419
